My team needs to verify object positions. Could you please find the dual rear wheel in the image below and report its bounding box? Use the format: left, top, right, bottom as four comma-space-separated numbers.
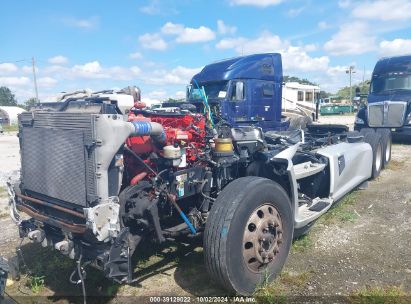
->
360, 128, 392, 178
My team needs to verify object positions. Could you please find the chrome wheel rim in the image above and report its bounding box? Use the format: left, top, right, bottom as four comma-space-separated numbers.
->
385, 139, 391, 163
242, 204, 283, 273
375, 143, 382, 171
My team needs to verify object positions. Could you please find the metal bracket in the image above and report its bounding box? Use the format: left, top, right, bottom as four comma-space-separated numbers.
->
84, 197, 120, 242
6, 180, 21, 225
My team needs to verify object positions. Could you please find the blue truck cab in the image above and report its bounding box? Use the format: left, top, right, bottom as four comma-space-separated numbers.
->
355, 55, 411, 140
187, 53, 290, 131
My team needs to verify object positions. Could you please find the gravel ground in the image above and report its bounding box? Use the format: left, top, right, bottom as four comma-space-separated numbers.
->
0, 132, 20, 187
0, 124, 410, 301
317, 114, 356, 130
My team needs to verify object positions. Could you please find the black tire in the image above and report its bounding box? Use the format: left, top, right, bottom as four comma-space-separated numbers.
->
293, 221, 315, 239
359, 128, 375, 136
362, 131, 383, 179
376, 129, 392, 167
204, 177, 293, 295
289, 116, 312, 130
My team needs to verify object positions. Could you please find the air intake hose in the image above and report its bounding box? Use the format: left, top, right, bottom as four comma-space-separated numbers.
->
129, 121, 166, 145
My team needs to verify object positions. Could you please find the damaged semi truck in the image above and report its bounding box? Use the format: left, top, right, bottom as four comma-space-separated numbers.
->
7, 53, 391, 295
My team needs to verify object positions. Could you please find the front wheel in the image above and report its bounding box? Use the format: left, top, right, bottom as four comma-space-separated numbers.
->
204, 177, 293, 295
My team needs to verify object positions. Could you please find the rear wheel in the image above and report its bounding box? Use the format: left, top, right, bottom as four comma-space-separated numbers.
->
359, 128, 375, 136
376, 129, 392, 167
204, 177, 293, 295
361, 129, 383, 179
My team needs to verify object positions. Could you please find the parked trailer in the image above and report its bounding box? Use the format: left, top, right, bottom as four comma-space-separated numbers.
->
320, 104, 353, 115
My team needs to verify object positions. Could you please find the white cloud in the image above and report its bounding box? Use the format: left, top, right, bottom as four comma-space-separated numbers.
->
176, 26, 215, 43
287, 6, 305, 17
217, 20, 237, 35
140, 0, 178, 15
147, 90, 167, 99
55, 62, 142, 81
130, 66, 141, 75
324, 22, 377, 56
318, 21, 330, 30
37, 77, 58, 88
72, 61, 108, 79
0, 76, 31, 87
63, 17, 99, 29
303, 44, 317, 52
161, 22, 184, 35
229, 0, 283, 7
216, 32, 329, 72
174, 90, 186, 99
338, 0, 351, 8
282, 47, 329, 72
147, 66, 202, 85
216, 32, 285, 54
129, 52, 143, 59
48, 55, 68, 65
352, 0, 411, 21
0, 63, 18, 74
379, 39, 411, 56
161, 22, 215, 43
139, 33, 168, 50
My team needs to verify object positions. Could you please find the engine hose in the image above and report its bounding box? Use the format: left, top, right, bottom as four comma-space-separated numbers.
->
129, 121, 166, 145
124, 146, 162, 180
167, 194, 197, 235
77, 255, 87, 304
69, 254, 89, 304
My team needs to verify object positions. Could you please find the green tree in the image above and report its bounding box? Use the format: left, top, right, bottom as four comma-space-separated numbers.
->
24, 97, 39, 110
283, 75, 318, 86
0, 87, 17, 106
336, 80, 370, 99
163, 98, 184, 103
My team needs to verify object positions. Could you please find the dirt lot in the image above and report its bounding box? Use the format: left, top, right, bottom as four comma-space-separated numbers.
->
0, 119, 410, 303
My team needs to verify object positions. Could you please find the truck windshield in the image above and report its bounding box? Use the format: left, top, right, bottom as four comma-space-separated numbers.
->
371, 73, 411, 94
189, 81, 229, 100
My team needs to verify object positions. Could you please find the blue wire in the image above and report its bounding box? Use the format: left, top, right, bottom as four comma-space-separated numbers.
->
192, 79, 214, 127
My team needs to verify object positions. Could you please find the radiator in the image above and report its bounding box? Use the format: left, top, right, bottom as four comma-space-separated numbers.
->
19, 112, 97, 207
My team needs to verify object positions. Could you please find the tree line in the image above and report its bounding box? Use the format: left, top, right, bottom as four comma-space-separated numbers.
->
0, 86, 38, 109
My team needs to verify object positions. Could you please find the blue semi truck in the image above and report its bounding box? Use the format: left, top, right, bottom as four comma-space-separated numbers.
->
187, 53, 291, 131
355, 55, 411, 141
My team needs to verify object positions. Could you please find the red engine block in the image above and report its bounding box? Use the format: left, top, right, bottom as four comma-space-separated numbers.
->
126, 111, 206, 162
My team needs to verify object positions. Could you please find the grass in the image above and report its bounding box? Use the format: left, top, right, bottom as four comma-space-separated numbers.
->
350, 285, 409, 304
2, 124, 18, 132
278, 271, 311, 287
255, 270, 312, 303
385, 159, 406, 171
319, 191, 359, 225
0, 186, 7, 198
28, 275, 45, 293
292, 235, 313, 253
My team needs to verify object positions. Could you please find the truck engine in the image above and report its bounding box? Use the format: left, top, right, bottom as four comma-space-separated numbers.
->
8, 96, 272, 285
7, 87, 380, 296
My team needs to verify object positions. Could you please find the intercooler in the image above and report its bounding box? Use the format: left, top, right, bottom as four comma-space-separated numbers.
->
368, 101, 407, 127
19, 112, 98, 207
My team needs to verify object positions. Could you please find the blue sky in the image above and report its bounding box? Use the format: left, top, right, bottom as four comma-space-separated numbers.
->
1, 0, 411, 104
